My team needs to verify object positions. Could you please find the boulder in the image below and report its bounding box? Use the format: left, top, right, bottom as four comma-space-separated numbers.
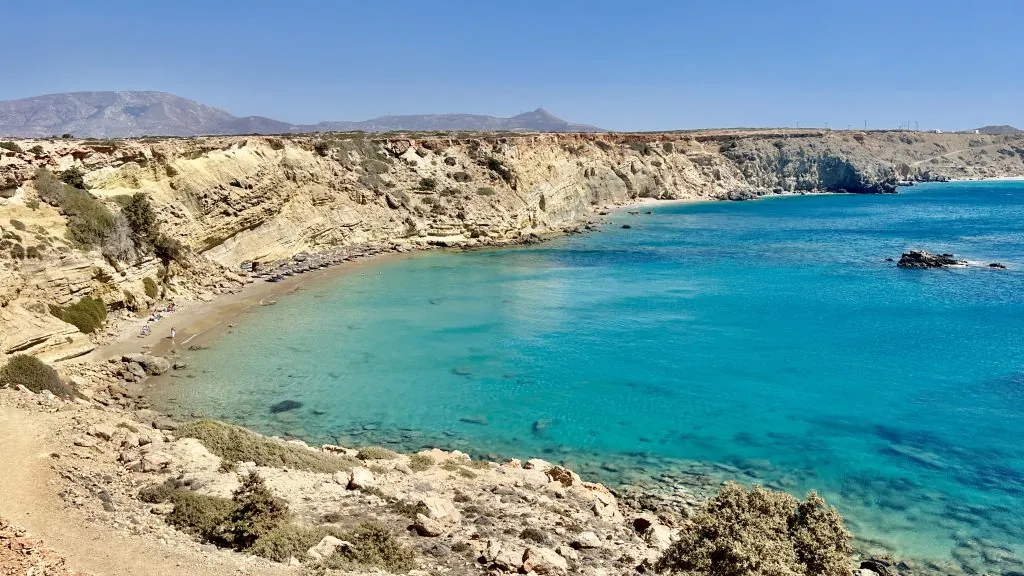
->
523, 546, 569, 575
347, 467, 376, 490
546, 466, 578, 487
141, 451, 173, 472
419, 496, 461, 524
644, 524, 674, 551
572, 531, 602, 549
88, 423, 117, 441
482, 541, 525, 572
307, 535, 352, 561
122, 354, 170, 375
413, 513, 444, 537
524, 458, 554, 471
896, 250, 967, 268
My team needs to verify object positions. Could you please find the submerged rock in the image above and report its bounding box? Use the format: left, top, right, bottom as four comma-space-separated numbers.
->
269, 399, 303, 414
896, 250, 967, 268
989, 262, 1007, 269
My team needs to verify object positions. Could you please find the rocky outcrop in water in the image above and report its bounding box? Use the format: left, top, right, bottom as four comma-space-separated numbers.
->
897, 250, 968, 268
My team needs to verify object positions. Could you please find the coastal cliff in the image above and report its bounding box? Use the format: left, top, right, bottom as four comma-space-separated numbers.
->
1, 129, 1023, 361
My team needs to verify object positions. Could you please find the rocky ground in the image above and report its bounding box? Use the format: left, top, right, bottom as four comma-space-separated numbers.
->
0, 385, 698, 576
0, 518, 83, 576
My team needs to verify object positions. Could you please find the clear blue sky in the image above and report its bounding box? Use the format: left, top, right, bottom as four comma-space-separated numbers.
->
2, 0, 1021, 131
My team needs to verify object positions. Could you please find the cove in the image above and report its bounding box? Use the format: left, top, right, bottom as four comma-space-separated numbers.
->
153, 182, 1024, 569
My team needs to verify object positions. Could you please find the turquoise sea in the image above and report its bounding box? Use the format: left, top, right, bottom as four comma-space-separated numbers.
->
155, 181, 1024, 572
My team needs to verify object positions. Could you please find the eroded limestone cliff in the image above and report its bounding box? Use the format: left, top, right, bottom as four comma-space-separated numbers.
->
2, 129, 1023, 361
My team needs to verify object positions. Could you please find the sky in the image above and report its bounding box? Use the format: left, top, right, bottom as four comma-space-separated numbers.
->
2, 0, 1021, 131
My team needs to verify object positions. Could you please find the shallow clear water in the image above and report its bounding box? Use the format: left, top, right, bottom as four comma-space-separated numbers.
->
156, 182, 1024, 571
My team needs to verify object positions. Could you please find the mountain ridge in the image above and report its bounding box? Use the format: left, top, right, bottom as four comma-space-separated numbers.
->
0, 91, 602, 137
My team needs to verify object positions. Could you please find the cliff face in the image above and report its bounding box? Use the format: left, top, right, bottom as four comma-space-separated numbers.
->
2, 129, 1023, 361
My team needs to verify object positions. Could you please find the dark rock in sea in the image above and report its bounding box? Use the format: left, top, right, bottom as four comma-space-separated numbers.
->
621, 224, 632, 229
459, 415, 488, 425
532, 419, 552, 435
269, 399, 303, 414
989, 262, 1007, 269
860, 558, 900, 576
644, 211, 652, 214
885, 257, 894, 262
451, 366, 472, 377
896, 250, 967, 268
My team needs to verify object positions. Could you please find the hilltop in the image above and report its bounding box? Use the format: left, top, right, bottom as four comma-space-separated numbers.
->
0, 91, 601, 138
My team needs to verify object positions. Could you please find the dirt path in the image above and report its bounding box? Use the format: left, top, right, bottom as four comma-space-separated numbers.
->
0, 405, 293, 576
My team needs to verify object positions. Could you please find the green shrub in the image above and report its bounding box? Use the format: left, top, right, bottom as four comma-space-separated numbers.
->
153, 233, 184, 265
9, 243, 25, 259
25, 199, 40, 210
418, 177, 437, 191
60, 187, 115, 248
121, 193, 157, 248
0, 354, 77, 398
49, 296, 106, 334
440, 460, 460, 472
313, 141, 330, 156
628, 141, 653, 156
451, 171, 471, 183
9, 219, 26, 231
176, 420, 358, 473
166, 490, 236, 539
139, 478, 182, 503
25, 246, 41, 259
60, 167, 86, 189
408, 454, 434, 472
361, 159, 390, 174
662, 142, 674, 153
0, 141, 23, 153
28, 145, 44, 155
267, 138, 285, 150
143, 276, 158, 298
595, 140, 613, 152
476, 187, 496, 196
34, 167, 68, 206
484, 157, 514, 184
356, 446, 398, 461
110, 194, 134, 208
219, 472, 289, 550
321, 521, 415, 573
654, 483, 851, 576
520, 527, 549, 544
250, 524, 342, 562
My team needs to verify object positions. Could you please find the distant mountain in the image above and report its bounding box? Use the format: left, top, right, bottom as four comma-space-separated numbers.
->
975, 125, 1021, 135
0, 91, 602, 137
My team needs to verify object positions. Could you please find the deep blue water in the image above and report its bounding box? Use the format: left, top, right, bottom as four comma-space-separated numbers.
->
156, 182, 1024, 570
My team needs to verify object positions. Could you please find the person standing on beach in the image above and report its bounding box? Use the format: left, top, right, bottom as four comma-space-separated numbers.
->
170, 327, 176, 340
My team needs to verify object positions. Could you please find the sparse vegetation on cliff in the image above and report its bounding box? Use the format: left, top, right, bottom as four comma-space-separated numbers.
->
0, 354, 77, 398
655, 482, 851, 576
48, 296, 107, 334
0, 141, 23, 153
176, 420, 358, 472
143, 276, 159, 298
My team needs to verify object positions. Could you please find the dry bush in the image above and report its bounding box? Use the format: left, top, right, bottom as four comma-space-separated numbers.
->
356, 446, 398, 461
655, 483, 851, 576
177, 420, 358, 472
0, 355, 77, 398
